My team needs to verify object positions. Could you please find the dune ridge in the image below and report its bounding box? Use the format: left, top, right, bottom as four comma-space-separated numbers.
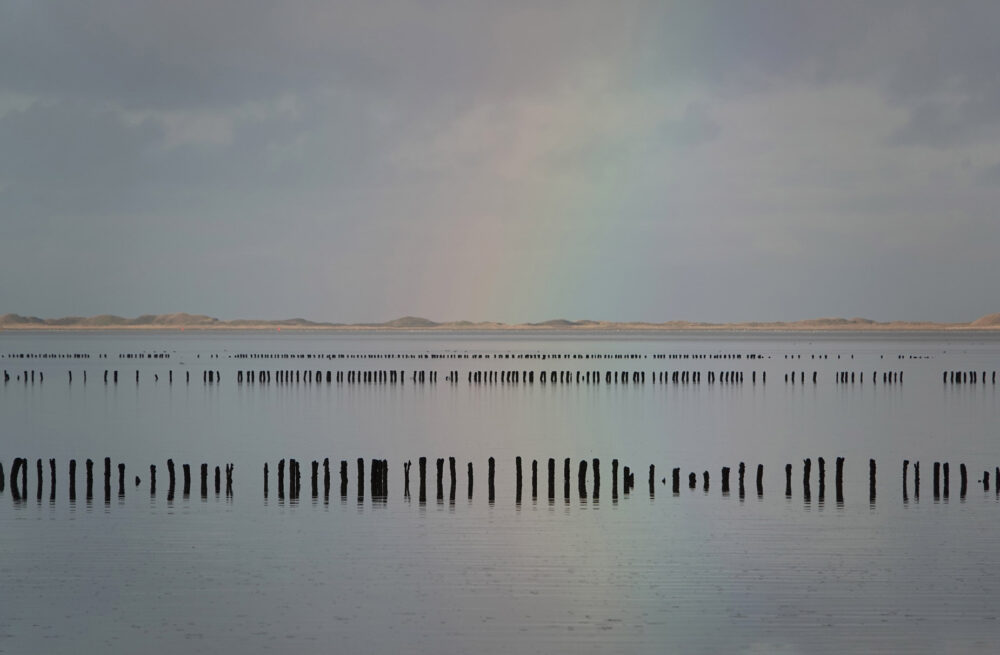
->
1, 312, 998, 331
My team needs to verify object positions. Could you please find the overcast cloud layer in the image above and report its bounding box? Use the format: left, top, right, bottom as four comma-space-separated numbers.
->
2, 1, 998, 323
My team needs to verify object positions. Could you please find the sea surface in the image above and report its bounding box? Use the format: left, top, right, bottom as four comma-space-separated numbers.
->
1, 330, 999, 654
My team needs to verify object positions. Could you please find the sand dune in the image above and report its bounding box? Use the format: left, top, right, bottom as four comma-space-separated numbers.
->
1, 312, 998, 331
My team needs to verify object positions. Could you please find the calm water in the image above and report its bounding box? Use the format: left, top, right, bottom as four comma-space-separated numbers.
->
2, 330, 1000, 653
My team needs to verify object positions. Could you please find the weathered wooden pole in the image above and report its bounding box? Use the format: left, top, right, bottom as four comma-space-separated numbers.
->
515, 456, 523, 503
418, 456, 427, 503
943, 462, 950, 498
592, 459, 600, 499
403, 460, 411, 497
357, 457, 364, 500
802, 458, 811, 500
278, 459, 286, 499
869, 459, 876, 502
118, 462, 125, 497
557, 457, 567, 500
984, 470, 990, 492
9, 458, 21, 500
835, 457, 844, 503
914, 461, 920, 499
488, 456, 496, 503
612, 459, 620, 498
340, 460, 348, 497
436, 457, 445, 502
200, 463, 208, 498
688, 471, 696, 489
468, 461, 474, 500
69, 459, 77, 500
49, 458, 56, 501
547, 458, 555, 500
648, 465, 655, 496
960, 463, 967, 498
578, 459, 588, 499
182, 463, 191, 497
672, 467, 681, 494
323, 458, 330, 497
784, 463, 792, 497
756, 464, 764, 496
721, 466, 730, 494
817, 457, 825, 500
738, 462, 745, 498
933, 461, 941, 498
311, 460, 318, 498
531, 459, 538, 499
702, 470, 709, 491
448, 456, 456, 502
103, 457, 111, 502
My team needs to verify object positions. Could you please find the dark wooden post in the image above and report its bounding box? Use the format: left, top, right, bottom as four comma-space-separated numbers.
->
612, 459, 619, 498
323, 458, 330, 497
756, 464, 764, 496
182, 463, 191, 497
515, 456, 522, 503
531, 459, 538, 499
578, 459, 587, 499
592, 459, 600, 499
118, 462, 125, 497
488, 457, 495, 503
902, 459, 909, 500
49, 458, 56, 501
721, 466, 730, 494
403, 460, 411, 498
869, 459, 876, 502
278, 459, 286, 499
933, 462, 941, 498
802, 458, 811, 500
264, 462, 269, 498
69, 459, 77, 500
166, 459, 175, 500
418, 457, 426, 503
448, 456, 456, 503
547, 458, 555, 500
817, 457, 825, 500
436, 457, 445, 502
703, 470, 709, 491
985, 470, 990, 492
835, 457, 844, 503
960, 463, 967, 498
738, 462, 745, 498
340, 460, 348, 497
357, 457, 364, 500
784, 463, 792, 497
563, 458, 570, 500
468, 462, 474, 500
648, 465, 655, 496
200, 463, 208, 498
672, 468, 680, 494
688, 471, 696, 489
943, 462, 950, 498
311, 460, 319, 498
914, 461, 920, 499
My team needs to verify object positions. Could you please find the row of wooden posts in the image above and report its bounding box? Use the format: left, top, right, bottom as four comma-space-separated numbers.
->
5, 368, 998, 387
2, 458, 232, 501
4, 456, 994, 504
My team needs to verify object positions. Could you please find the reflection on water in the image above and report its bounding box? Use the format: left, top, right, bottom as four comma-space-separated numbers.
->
2, 331, 1000, 653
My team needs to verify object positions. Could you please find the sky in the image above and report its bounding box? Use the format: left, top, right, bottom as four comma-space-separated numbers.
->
1, 1, 999, 324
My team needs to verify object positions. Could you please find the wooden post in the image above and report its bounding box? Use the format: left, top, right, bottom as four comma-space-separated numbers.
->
436, 457, 444, 502
324, 458, 330, 497
933, 462, 941, 498
903, 460, 909, 500
802, 458, 811, 500
311, 460, 319, 498
468, 461, 474, 500
943, 462, 950, 498
200, 463, 208, 498
592, 459, 600, 500
103, 457, 110, 502
960, 463, 967, 498
547, 458, 555, 500
738, 462, 745, 498
264, 463, 269, 498
869, 459, 876, 502
818, 457, 825, 500
648, 464, 655, 496
784, 463, 792, 497
278, 459, 286, 499
167, 459, 175, 499
515, 456, 522, 504
672, 467, 680, 494
488, 457, 495, 503
756, 464, 764, 496
985, 470, 990, 492
835, 457, 844, 503
418, 456, 427, 503
182, 463, 191, 497
357, 457, 364, 501
578, 459, 587, 499
914, 461, 920, 499
721, 466, 730, 494
340, 460, 348, 497
49, 458, 56, 501
702, 470, 709, 491
688, 471, 696, 489
118, 462, 125, 497
612, 459, 619, 499
563, 458, 570, 500
531, 459, 538, 499
69, 459, 77, 500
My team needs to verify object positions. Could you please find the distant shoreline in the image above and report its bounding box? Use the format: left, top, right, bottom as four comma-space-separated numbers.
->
2, 312, 999, 332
